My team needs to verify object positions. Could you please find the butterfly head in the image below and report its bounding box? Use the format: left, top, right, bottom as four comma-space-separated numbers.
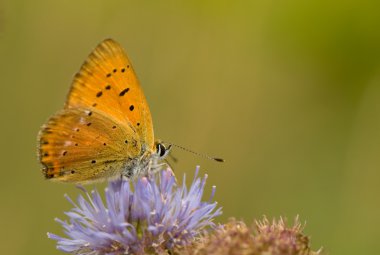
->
155, 141, 172, 159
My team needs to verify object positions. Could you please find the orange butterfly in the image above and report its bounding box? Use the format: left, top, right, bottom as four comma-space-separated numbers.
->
38, 39, 171, 183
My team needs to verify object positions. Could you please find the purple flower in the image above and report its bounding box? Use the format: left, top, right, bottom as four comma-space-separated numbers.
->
48, 167, 222, 255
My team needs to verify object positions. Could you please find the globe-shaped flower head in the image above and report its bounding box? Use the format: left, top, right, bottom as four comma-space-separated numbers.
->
48, 167, 222, 255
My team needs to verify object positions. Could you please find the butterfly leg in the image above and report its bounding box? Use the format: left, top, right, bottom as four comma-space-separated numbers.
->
150, 160, 174, 176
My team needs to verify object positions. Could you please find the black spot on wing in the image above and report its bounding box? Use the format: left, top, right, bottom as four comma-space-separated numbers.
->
119, 88, 129, 96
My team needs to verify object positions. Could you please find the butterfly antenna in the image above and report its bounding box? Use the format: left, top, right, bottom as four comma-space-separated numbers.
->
168, 153, 178, 163
166, 143, 225, 162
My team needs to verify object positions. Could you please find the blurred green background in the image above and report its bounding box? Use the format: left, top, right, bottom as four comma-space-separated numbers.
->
1, 0, 380, 254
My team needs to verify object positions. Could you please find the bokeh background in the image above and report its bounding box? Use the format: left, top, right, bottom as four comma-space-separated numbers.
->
1, 1, 380, 254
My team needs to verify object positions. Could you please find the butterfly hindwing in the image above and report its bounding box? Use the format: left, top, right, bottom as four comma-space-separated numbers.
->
38, 108, 141, 183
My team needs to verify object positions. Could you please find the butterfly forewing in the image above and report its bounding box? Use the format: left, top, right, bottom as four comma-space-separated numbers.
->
39, 108, 141, 183
66, 39, 154, 150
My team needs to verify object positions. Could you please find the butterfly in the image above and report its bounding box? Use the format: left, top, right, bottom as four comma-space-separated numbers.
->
38, 39, 171, 183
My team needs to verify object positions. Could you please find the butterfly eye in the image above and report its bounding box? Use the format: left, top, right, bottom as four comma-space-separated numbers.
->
156, 143, 172, 159
156, 143, 166, 157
